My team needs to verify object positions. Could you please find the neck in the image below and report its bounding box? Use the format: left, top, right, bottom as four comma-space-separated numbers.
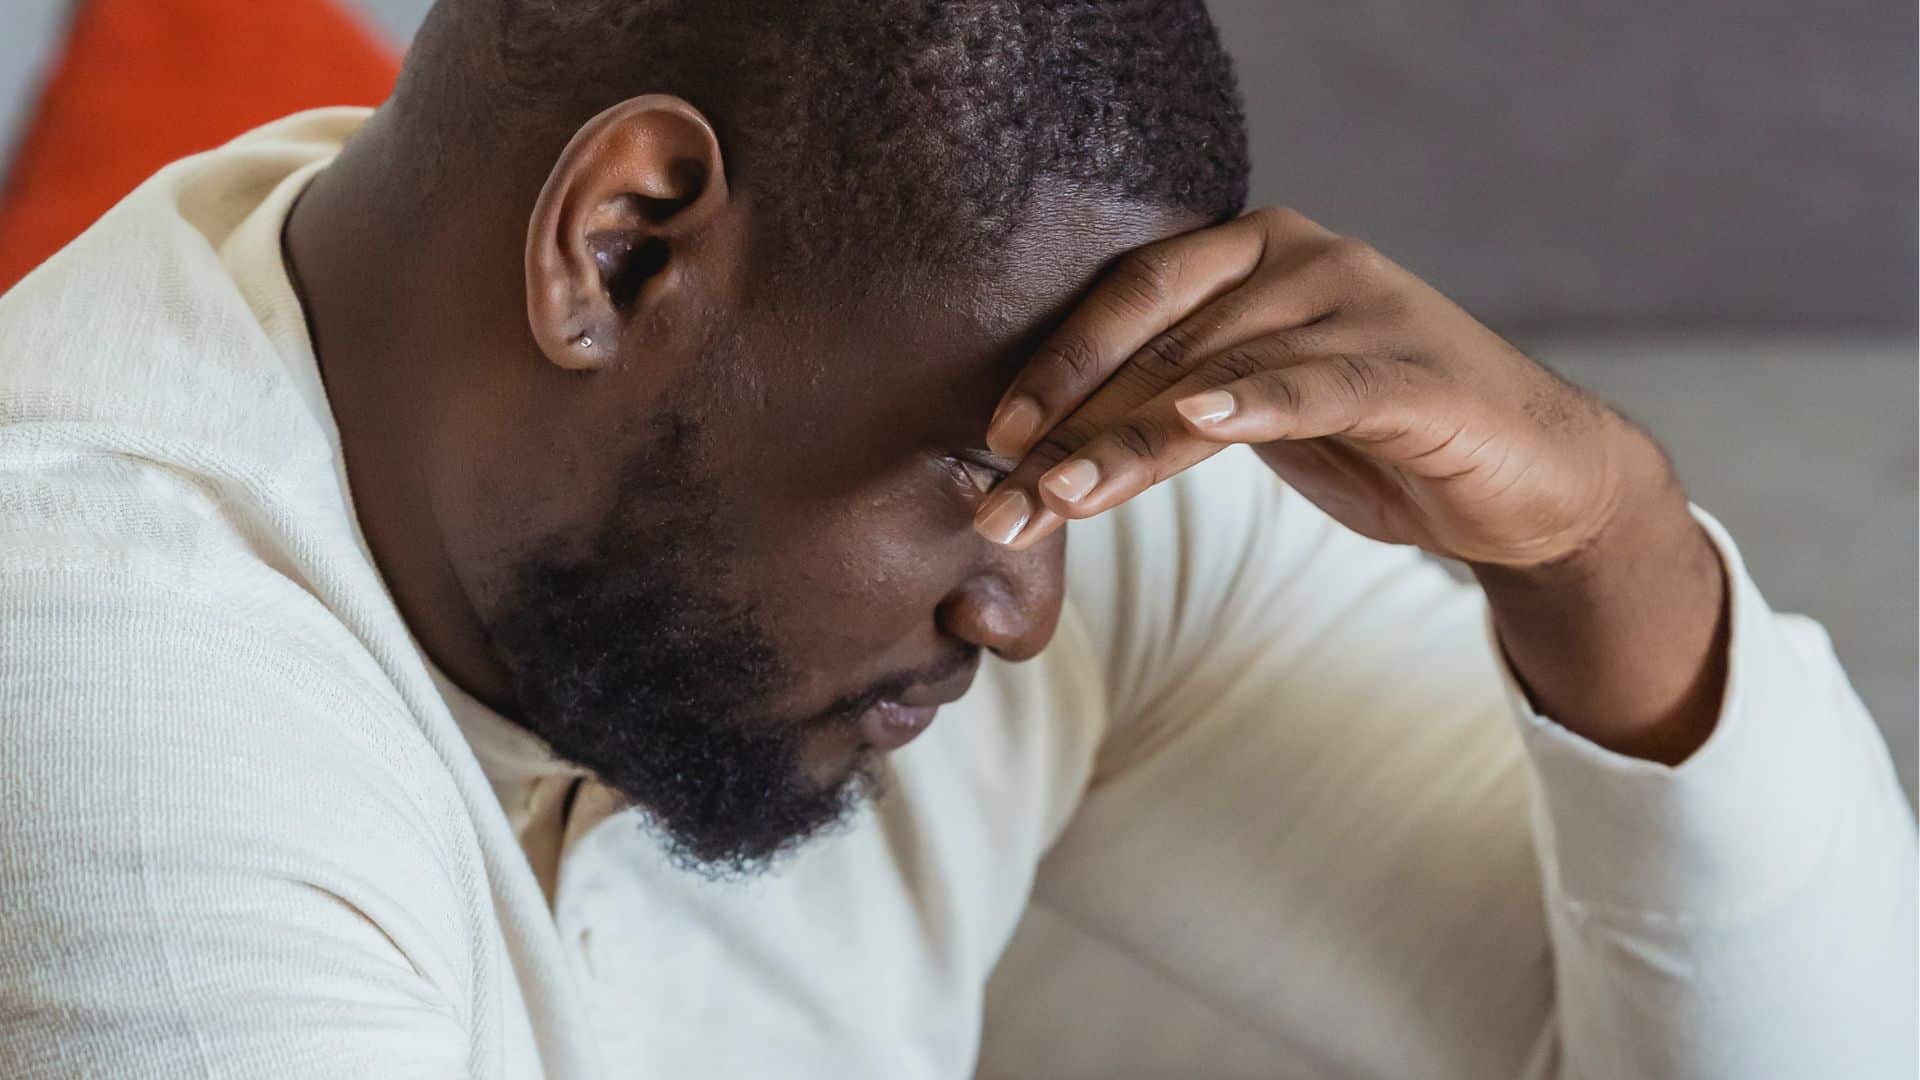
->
282, 111, 521, 712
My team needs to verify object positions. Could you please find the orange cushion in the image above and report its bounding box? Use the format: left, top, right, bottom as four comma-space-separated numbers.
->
0, 0, 400, 292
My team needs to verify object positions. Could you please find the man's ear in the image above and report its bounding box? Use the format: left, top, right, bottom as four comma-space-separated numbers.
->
525, 94, 729, 372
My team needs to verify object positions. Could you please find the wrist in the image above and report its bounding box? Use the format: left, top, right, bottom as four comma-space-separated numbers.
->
1473, 420, 1688, 592
1471, 423, 1729, 763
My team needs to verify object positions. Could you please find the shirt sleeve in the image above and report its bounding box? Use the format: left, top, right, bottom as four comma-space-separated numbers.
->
0, 570, 477, 1079
980, 447, 1916, 1080
1495, 507, 1918, 1079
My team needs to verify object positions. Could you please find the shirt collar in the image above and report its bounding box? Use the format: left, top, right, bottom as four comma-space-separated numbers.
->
422, 655, 591, 788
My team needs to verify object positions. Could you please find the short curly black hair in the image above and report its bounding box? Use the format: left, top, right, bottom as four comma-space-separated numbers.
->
409, 0, 1249, 276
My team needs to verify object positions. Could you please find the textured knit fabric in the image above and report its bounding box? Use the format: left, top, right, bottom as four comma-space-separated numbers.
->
1, 110, 1913, 1079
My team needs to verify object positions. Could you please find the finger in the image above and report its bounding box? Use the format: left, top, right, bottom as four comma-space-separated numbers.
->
1171, 353, 1418, 446
989, 342, 1317, 544
971, 323, 1359, 548
1007, 332, 1341, 526
1024, 402, 1234, 528
984, 208, 1338, 460
975, 364, 1191, 547
972, 413, 1107, 548
970, 486, 1068, 549
983, 218, 1262, 460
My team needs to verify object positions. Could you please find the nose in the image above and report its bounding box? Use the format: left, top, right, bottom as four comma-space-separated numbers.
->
936, 534, 1066, 662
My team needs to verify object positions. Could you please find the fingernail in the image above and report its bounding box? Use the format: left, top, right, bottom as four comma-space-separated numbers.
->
1042, 459, 1101, 503
1176, 390, 1236, 426
973, 489, 1032, 545
986, 397, 1043, 458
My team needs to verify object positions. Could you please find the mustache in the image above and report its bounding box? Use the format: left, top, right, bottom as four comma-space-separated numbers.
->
809, 644, 982, 730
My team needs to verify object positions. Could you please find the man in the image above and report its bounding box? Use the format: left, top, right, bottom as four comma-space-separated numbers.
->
0, 0, 1911, 1076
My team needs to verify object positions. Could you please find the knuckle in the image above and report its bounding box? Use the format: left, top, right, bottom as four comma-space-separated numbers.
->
1046, 333, 1102, 385
1028, 418, 1096, 467
1271, 372, 1305, 416
1368, 285, 1415, 324
1210, 347, 1267, 382
1258, 205, 1308, 230
1134, 322, 1202, 381
1324, 236, 1385, 278
1330, 353, 1376, 402
1279, 323, 1332, 358
1107, 418, 1165, 461
1107, 247, 1177, 316
1271, 326, 1324, 362
1408, 349, 1452, 380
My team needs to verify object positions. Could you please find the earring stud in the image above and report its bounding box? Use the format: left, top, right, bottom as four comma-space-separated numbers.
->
572, 333, 594, 349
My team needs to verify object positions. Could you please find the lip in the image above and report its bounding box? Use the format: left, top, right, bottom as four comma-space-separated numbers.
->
895, 651, 982, 708
858, 651, 982, 752
860, 700, 942, 752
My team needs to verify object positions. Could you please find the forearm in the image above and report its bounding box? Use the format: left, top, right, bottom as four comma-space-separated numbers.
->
1474, 429, 1729, 764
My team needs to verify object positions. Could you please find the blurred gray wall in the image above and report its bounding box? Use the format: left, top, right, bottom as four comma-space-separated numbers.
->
1210, 2, 1918, 332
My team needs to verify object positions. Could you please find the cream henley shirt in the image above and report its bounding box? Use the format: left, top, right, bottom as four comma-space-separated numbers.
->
1, 110, 1913, 1080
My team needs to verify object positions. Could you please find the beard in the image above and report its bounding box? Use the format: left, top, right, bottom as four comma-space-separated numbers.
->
484, 420, 876, 877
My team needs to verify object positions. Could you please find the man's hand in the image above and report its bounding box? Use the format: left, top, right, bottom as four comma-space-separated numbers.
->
977, 206, 1729, 763
978, 206, 1634, 565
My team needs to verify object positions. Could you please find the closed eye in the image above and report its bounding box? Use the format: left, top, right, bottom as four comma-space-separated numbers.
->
945, 454, 1007, 496
956, 458, 1001, 495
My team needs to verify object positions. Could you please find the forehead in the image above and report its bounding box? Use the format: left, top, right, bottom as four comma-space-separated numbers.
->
944, 194, 1210, 356
711, 195, 1209, 490
806, 195, 1210, 391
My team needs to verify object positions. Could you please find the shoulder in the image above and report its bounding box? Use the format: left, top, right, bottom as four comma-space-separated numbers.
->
0, 117, 344, 500
0, 561, 486, 993
0, 582, 483, 1070
0, 551, 470, 848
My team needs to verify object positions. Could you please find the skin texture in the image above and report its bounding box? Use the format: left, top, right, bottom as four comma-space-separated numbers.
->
283, 95, 1204, 868
977, 207, 1728, 764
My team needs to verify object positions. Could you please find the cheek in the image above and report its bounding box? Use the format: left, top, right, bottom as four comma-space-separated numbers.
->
725, 468, 969, 655
707, 345, 953, 505
689, 364, 981, 655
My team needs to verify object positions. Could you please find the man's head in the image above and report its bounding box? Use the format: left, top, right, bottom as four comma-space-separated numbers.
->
316, 0, 1247, 873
